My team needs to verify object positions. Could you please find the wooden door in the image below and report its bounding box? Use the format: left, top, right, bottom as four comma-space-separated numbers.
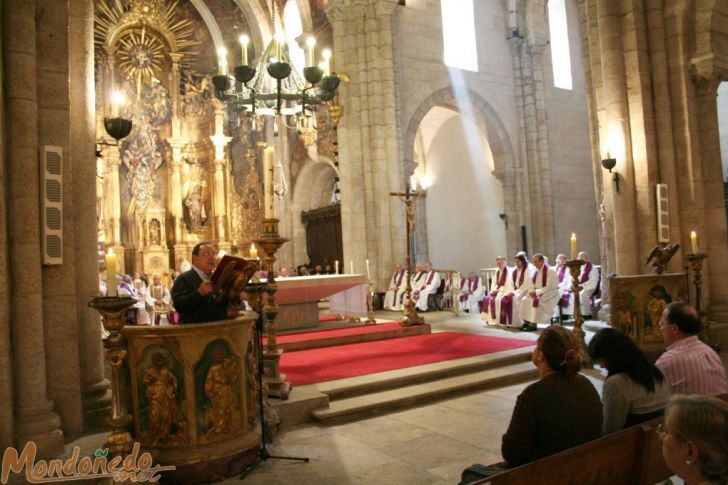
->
301, 204, 343, 268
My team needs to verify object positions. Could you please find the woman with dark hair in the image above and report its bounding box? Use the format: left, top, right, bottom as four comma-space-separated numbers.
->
588, 328, 670, 434
659, 395, 728, 484
501, 325, 603, 466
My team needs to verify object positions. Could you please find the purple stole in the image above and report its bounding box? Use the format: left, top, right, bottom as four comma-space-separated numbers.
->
460, 278, 469, 303
425, 271, 436, 286
557, 265, 567, 284
579, 262, 593, 284
484, 269, 506, 318
501, 268, 526, 325
531, 264, 549, 308
394, 270, 405, 288
412, 271, 425, 298
119, 282, 136, 298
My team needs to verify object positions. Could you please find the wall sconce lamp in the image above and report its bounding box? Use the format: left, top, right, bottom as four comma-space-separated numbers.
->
499, 213, 508, 230
96, 91, 133, 158
601, 156, 620, 193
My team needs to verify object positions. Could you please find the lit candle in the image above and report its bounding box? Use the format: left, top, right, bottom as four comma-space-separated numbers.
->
274, 33, 284, 61
263, 147, 275, 218
217, 47, 228, 75
335, 260, 339, 274
690, 231, 698, 254
322, 48, 331, 76
350, 260, 354, 274
570, 233, 577, 260
366, 259, 371, 280
306, 36, 316, 67
239, 35, 249, 66
250, 243, 258, 259
105, 249, 117, 297
110, 91, 124, 118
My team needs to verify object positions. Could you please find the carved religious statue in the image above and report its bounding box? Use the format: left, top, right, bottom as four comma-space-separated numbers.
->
142, 352, 179, 445
203, 350, 241, 438
184, 184, 207, 230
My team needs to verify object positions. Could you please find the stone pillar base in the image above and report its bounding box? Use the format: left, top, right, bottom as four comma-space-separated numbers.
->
15, 402, 65, 458
82, 378, 112, 433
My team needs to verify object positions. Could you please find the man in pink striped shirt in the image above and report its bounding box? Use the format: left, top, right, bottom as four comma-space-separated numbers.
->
656, 302, 728, 396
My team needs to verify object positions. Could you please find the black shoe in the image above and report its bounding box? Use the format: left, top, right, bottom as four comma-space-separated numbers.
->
527, 323, 538, 332
583, 315, 593, 320
520, 322, 530, 331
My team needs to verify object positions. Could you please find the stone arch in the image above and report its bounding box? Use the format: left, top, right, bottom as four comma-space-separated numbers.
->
189, 0, 225, 53
403, 87, 516, 180
290, 157, 339, 265
232, 0, 270, 52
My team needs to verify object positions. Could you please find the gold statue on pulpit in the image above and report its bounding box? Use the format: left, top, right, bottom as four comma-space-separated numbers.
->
143, 352, 179, 445
204, 350, 241, 438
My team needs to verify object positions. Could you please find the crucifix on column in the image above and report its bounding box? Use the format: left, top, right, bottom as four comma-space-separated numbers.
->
390, 183, 426, 326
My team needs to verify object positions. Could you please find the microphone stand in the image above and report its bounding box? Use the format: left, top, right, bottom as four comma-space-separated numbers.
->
240, 282, 309, 479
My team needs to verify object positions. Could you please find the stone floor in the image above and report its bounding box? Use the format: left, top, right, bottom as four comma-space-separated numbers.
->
221, 309, 608, 484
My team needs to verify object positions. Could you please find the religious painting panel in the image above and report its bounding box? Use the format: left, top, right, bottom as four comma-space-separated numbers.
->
608, 273, 688, 344
194, 339, 244, 443
136, 344, 188, 447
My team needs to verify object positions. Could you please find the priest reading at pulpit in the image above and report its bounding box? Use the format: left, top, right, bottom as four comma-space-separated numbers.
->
171, 243, 229, 324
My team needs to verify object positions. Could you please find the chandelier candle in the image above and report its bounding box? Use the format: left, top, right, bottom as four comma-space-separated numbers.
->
264, 147, 275, 218
306, 37, 316, 67
239, 34, 249, 65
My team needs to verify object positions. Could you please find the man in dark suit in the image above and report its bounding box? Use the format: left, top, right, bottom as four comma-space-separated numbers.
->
171, 243, 228, 324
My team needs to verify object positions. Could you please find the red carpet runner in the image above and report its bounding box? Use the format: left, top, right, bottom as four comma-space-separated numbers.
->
270, 322, 400, 344
280, 332, 534, 386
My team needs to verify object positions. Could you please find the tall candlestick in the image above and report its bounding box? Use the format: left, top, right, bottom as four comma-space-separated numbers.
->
690, 231, 698, 254
250, 243, 258, 259
105, 249, 117, 297
366, 259, 371, 280
350, 260, 354, 274
570, 233, 577, 260
264, 147, 275, 218
335, 260, 339, 274
239, 35, 249, 65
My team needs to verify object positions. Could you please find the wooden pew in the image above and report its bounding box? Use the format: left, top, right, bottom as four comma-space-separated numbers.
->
474, 416, 671, 485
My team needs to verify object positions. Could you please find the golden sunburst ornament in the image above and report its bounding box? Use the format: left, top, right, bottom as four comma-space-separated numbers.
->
95, 0, 198, 94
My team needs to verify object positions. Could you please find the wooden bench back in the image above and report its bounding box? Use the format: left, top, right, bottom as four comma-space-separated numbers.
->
478, 416, 671, 485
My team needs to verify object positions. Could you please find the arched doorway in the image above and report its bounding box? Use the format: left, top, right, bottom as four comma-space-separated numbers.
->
412, 106, 507, 272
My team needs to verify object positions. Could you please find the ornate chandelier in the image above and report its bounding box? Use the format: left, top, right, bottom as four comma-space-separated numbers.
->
211, 5, 341, 146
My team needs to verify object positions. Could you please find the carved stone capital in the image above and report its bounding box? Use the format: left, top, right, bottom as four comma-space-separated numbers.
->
691, 52, 727, 96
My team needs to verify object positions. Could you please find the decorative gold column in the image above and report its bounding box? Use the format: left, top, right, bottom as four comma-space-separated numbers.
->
566, 259, 592, 368
210, 108, 232, 248
166, 138, 187, 243
687, 252, 718, 350
254, 219, 291, 399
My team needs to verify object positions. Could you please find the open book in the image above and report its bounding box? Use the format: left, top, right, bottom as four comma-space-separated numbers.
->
211, 255, 258, 285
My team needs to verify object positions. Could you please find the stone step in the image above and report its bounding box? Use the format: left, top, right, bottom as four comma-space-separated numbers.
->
275, 323, 432, 352
310, 360, 538, 424
305, 346, 534, 400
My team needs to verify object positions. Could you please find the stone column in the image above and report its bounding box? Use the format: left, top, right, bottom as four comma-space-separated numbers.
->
327, 0, 402, 289
210, 108, 232, 248
70, 0, 111, 431
4, 0, 65, 457
0, 0, 13, 451
107, 150, 126, 273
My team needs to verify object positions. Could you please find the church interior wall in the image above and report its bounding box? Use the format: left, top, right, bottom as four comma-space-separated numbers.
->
423, 111, 507, 272
543, 0, 598, 259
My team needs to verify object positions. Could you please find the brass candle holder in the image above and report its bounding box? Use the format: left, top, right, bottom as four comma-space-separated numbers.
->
365, 280, 377, 325
565, 259, 592, 368
254, 218, 291, 400
88, 296, 137, 455
686, 252, 718, 350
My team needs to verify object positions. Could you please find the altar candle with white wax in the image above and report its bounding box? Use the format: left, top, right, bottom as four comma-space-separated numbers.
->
264, 147, 275, 218
105, 249, 117, 297
690, 231, 698, 254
